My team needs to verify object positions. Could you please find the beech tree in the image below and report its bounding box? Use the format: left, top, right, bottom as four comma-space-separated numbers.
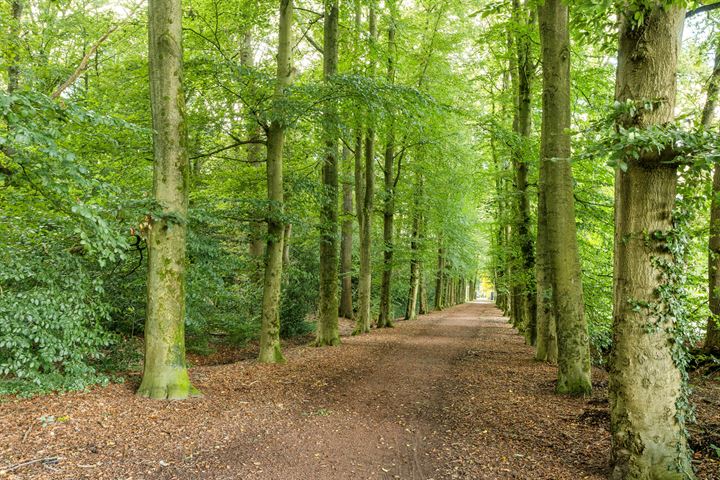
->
509, 0, 537, 342
316, 0, 341, 346
354, 2, 377, 335
258, 0, 294, 364
609, 3, 693, 477
377, 1, 398, 329
538, 0, 591, 394
137, 0, 197, 400
339, 146, 354, 319
705, 44, 720, 352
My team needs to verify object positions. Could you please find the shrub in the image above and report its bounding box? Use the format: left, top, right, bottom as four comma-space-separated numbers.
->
0, 249, 114, 396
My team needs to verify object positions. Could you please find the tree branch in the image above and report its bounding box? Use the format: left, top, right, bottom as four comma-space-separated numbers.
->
687, 2, 720, 18
51, 25, 118, 99
340, 136, 356, 154
295, 6, 324, 17
303, 32, 324, 54
190, 139, 266, 160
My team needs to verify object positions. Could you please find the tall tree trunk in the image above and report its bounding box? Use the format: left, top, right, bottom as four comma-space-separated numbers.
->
535, 177, 558, 363
282, 223, 292, 266
704, 48, 720, 352
406, 180, 422, 320
138, 0, 197, 400
377, 134, 395, 327
377, 4, 397, 329
316, 0, 341, 346
538, 0, 590, 393
490, 96, 510, 314
354, 3, 377, 335
610, 5, 693, 478
8, 0, 21, 93
434, 244, 444, 310
503, 224, 513, 316
258, 0, 294, 364
535, 81, 555, 362
1, 0, 22, 179
419, 268, 429, 314
510, 0, 537, 342
443, 272, 451, 307
339, 145, 354, 318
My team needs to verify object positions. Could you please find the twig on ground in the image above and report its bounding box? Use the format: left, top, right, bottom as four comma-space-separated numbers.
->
0, 456, 60, 473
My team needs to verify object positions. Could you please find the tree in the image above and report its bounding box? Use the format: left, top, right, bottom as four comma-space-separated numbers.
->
538, 0, 591, 394
258, 0, 294, 364
609, 3, 693, 477
405, 176, 423, 320
0, 0, 22, 180
705, 44, 720, 352
354, 1, 377, 335
509, 0, 537, 343
137, 0, 198, 400
316, 0, 341, 346
434, 243, 446, 310
377, 0, 398, 329
339, 146, 354, 319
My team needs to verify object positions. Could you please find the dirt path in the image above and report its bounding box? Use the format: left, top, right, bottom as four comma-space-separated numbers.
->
1, 301, 715, 479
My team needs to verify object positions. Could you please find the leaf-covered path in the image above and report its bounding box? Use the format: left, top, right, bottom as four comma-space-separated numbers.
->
4, 301, 716, 479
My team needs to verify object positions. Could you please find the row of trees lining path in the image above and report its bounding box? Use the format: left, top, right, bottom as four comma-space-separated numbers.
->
4, 1, 720, 479
107, 1, 715, 478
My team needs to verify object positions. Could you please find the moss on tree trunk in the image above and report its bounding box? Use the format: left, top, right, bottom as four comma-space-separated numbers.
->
258, 0, 294, 364
353, 4, 376, 336
377, 6, 397, 329
538, 0, 590, 394
138, 0, 198, 400
316, 0, 341, 347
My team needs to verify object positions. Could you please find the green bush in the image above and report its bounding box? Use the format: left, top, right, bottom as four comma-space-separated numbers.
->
280, 236, 317, 338
185, 211, 261, 350
0, 250, 114, 396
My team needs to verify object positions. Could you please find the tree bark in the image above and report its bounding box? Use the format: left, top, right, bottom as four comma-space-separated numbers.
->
138, 0, 198, 400
282, 223, 292, 266
1, 0, 22, 179
339, 145, 354, 319
316, 0, 341, 346
704, 47, 720, 352
258, 0, 294, 364
510, 0, 537, 342
406, 180, 422, 320
354, 3, 377, 335
419, 268, 429, 314
8, 0, 22, 94
535, 177, 558, 363
377, 3, 397, 329
434, 245, 445, 310
377, 139, 395, 328
538, 0, 590, 393
610, 5, 694, 478
534, 63, 556, 362
490, 95, 511, 315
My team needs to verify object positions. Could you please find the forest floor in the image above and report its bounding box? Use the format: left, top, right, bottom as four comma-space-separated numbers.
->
1, 301, 720, 479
